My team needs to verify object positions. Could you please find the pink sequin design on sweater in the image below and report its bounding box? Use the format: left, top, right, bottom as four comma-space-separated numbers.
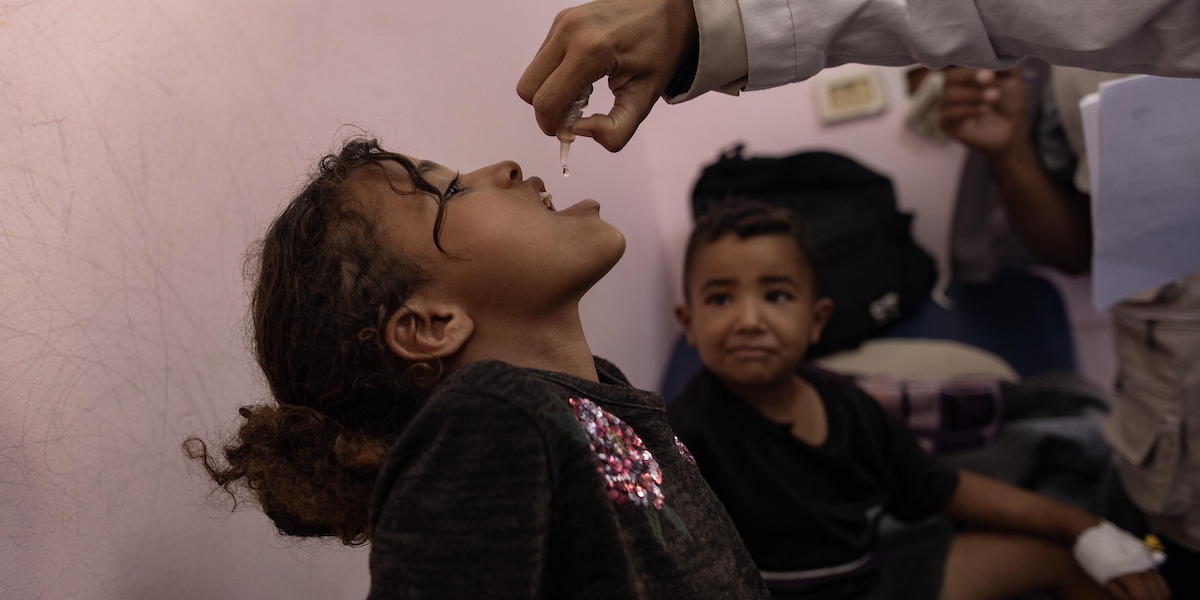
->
567, 397, 665, 509
673, 436, 697, 465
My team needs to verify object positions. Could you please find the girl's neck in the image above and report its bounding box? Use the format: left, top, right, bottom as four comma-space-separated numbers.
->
453, 303, 598, 382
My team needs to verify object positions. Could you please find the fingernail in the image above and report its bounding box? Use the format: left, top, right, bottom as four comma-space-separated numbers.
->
982, 87, 1001, 102
975, 71, 995, 84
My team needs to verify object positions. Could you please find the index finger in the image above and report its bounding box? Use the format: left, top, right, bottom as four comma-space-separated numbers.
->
1145, 571, 1170, 600
517, 19, 564, 106
1108, 580, 1134, 600
528, 52, 606, 136
943, 67, 986, 86
1118, 573, 1155, 600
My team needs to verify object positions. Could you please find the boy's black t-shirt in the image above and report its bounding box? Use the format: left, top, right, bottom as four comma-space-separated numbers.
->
367, 357, 770, 599
667, 365, 960, 573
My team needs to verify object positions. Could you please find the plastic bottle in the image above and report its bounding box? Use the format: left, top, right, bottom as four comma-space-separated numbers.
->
558, 84, 592, 177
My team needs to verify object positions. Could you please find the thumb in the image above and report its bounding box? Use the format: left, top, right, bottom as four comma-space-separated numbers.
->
573, 80, 660, 152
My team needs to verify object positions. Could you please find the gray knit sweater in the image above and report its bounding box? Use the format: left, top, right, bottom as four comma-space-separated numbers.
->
367, 357, 769, 599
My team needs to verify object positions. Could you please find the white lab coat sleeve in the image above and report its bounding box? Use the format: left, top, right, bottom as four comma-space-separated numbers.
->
667, 0, 1200, 102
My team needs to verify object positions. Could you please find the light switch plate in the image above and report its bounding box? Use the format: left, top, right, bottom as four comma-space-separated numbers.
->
815, 68, 888, 125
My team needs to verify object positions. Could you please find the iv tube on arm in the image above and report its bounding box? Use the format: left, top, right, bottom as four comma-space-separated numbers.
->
558, 84, 592, 177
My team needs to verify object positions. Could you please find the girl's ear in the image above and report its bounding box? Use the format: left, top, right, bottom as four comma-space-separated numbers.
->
674, 304, 696, 346
383, 296, 474, 362
809, 298, 835, 344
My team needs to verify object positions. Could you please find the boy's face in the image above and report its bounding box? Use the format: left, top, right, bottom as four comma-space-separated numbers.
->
676, 234, 833, 387
352, 157, 625, 318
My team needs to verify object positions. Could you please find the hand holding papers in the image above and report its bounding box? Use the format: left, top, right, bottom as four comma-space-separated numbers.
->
1080, 76, 1200, 310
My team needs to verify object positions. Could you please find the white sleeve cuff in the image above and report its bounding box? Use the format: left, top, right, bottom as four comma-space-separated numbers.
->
739, 0, 815, 90
664, 0, 749, 104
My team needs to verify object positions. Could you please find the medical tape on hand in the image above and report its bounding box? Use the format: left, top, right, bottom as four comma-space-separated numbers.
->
1072, 521, 1167, 584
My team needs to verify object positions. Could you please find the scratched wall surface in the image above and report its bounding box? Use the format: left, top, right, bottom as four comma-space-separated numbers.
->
0, 1, 676, 597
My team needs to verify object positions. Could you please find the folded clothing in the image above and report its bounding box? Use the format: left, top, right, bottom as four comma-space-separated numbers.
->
856, 376, 1003, 454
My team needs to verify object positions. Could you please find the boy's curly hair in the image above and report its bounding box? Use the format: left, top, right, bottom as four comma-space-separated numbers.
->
184, 137, 450, 545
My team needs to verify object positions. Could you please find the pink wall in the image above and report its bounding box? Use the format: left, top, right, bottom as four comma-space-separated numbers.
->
0, 3, 1110, 598
0, 1, 672, 597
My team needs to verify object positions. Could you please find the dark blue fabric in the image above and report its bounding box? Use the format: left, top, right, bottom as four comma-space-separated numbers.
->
661, 334, 706, 403
882, 271, 1076, 379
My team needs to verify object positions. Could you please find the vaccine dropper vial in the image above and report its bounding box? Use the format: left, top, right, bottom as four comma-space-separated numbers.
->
558, 84, 592, 177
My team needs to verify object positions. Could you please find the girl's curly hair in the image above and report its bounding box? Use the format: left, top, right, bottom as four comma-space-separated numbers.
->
184, 137, 450, 545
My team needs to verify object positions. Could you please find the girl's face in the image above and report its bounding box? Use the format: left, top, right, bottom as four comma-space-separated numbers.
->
351, 157, 625, 318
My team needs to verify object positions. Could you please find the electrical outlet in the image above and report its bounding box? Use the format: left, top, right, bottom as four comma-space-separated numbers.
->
816, 68, 888, 125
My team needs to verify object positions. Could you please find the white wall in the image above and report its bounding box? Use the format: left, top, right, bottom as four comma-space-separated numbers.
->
0, 2, 1111, 598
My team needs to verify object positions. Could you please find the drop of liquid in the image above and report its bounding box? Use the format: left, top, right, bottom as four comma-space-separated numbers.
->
559, 140, 572, 178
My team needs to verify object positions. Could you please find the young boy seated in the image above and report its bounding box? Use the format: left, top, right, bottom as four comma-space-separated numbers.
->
667, 201, 1168, 600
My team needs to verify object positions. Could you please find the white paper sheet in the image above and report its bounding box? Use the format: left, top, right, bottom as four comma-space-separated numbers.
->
1080, 93, 1101, 200
1081, 76, 1200, 309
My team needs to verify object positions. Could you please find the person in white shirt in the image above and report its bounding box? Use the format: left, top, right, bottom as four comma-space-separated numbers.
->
516, 0, 1200, 152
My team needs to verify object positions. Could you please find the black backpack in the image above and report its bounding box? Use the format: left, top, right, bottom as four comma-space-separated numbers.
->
691, 145, 937, 357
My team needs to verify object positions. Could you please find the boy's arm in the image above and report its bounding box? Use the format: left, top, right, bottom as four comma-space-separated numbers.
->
946, 470, 1170, 599
945, 469, 1098, 542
